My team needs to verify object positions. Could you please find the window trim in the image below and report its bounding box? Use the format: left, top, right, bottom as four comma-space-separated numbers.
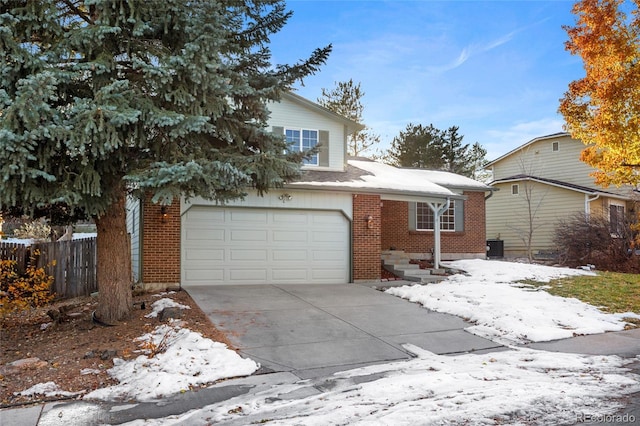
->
285, 127, 319, 166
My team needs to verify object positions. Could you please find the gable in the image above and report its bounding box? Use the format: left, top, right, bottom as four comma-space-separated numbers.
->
267, 93, 363, 172
489, 134, 615, 191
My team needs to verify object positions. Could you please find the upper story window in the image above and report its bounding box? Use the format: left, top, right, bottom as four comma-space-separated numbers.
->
416, 201, 456, 231
552, 141, 559, 152
286, 128, 318, 166
511, 184, 519, 195
609, 204, 625, 236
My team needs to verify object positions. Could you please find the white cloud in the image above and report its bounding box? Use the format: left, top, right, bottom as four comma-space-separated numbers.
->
484, 118, 566, 160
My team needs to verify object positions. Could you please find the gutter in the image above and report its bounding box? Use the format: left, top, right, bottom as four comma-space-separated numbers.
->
485, 187, 498, 201
285, 182, 467, 201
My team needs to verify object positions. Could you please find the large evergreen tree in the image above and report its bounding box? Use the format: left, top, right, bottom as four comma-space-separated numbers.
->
384, 123, 485, 177
0, 0, 331, 323
385, 123, 445, 169
441, 126, 470, 175
317, 79, 380, 156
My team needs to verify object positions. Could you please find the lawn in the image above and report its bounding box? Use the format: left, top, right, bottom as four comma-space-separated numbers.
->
536, 271, 640, 325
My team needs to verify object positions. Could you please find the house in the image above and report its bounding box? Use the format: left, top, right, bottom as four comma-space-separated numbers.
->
485, 132, 636, 259
128, 92, 493, 289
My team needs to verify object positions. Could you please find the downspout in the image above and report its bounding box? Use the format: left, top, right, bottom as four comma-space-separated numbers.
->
428, 198, 451, 270
585, 193, 600, 218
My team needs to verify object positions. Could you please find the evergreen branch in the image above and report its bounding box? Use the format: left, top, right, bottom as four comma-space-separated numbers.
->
62, 0, 94, 25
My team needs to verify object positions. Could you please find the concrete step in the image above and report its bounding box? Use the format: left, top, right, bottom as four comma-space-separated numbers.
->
394, 267, 435, 280
382, 257, 411, 265
402, 269, 432, 277
391, 263, 420, 271
420, 275, 450, 284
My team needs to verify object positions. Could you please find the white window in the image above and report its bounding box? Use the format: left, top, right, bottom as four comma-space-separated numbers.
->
511, 184, 519, 195
416, 202, 456, 231
552, 141, 559, 152
286, 128, 318, 165
609, 204, 625, 236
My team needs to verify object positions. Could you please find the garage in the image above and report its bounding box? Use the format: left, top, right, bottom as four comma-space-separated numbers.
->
181, 206, 350, 285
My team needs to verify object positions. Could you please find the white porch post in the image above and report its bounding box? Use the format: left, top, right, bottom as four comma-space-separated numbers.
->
428, 198, 450, 270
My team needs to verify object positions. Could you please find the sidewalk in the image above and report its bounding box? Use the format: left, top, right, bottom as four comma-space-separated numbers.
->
2, 327, 638, 426
522, 328, 640, 357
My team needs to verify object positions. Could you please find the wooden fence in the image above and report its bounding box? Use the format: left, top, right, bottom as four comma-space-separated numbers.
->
0, 238, 97, 299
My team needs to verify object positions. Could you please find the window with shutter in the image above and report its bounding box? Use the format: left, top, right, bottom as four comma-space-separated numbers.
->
609, 204, 625, 236
273, 126, 329, 167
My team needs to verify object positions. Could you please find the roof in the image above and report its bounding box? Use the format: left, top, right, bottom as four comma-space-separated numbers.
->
400, 168, 494, 191
486, 132, 572, 167
282, 92, 365, 134
287, 158, 492, 200
491, 174, 632, 200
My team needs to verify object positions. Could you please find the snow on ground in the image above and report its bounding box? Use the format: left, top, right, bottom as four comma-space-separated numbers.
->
85, 323, 259, 402
14, 259, 640, 424
127, 346, 640, 426
144, 297, 191, 318
14, 382, 83, 398
387, 259, 640, 345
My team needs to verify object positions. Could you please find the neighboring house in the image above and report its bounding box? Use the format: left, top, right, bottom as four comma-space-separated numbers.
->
485, 132, 636, 259
129, 92, 493, 289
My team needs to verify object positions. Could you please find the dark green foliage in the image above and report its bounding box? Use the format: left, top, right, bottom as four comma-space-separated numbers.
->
0, 0, 331, 215
384, 123, 486, 177
2, 204, 88, 226
0, 0, 331, 321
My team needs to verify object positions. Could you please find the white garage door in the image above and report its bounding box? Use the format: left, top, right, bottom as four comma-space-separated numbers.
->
182, 206, 350, 285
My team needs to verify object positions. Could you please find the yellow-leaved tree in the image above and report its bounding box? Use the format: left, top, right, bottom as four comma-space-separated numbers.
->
559, 0, 640, 187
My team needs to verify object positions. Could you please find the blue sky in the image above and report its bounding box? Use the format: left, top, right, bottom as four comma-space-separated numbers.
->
269, 0, 585, 161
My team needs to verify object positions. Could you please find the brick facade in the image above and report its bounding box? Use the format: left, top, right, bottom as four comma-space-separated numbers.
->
139, 191, 486, 287
352, 193, 381, 281
381, 191, 487, 258
141, 198, 181, 288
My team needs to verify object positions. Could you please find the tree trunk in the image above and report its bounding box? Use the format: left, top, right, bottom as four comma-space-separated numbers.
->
94, 192, 132, 324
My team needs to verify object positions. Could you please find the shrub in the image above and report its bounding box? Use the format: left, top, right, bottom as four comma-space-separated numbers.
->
0, 251, 55, 316
13, 220, 52, 241
554, 212, 640, 273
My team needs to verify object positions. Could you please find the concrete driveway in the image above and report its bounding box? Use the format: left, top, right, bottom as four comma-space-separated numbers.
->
185, 283, 503, 378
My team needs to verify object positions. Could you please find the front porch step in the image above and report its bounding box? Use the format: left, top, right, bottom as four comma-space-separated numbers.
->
390, 263, 420, 271
382, 257, 412, 265
381, 249, 450, 283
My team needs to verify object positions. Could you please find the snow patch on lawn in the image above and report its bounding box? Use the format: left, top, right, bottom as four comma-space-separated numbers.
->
144, 298, 190, 318
14, 382, 83, 398
85, 324, 259, 402
387, 259, 638, 345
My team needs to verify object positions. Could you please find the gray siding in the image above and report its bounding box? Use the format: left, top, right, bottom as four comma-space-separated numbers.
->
126, 196, 141, 283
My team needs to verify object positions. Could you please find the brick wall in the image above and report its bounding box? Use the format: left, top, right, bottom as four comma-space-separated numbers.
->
352, 193, 381, 281
141, 198, 181, 288
381, 191, 487, 257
